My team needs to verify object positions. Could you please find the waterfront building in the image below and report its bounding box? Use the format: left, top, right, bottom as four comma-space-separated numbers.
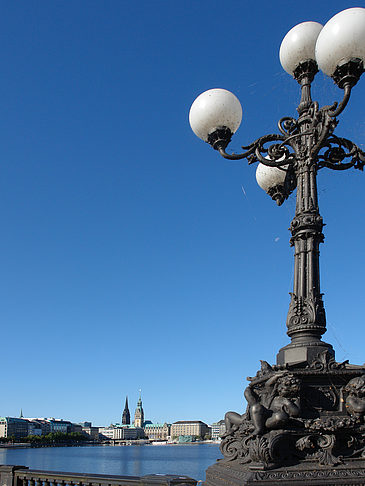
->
48, 419, 73, 434
143, 423, 170, 440
25, 419, 51, 435
98, 426, 114, 439
210, 420, 225, 440
27, 420, 43, 436
26, 418, 85, 436
0, 415, 99, 439
98, 425, 145, 440
170, 421, 209, 440
81, 425, 99, 440
122, 396, 130, 425
79, 421, 92, 428
118, 426, 144, 439
134, 394, 144, 427
0, 417, 29, 438
22, 418, 53, 436
70, 423, 83, 433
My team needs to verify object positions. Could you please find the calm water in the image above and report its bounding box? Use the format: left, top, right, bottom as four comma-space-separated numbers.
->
0, 444, 222, 481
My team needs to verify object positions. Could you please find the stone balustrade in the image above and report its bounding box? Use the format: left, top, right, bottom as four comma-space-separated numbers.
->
0, 465, 197, 486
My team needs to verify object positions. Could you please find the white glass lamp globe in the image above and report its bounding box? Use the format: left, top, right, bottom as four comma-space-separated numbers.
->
280, 21, 323, 75
189, 88, 242, 142
256, 162, 287, 193
316, 8, 365, 76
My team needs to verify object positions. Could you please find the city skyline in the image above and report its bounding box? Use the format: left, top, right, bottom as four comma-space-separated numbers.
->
1, 0, 364, 426
5, 394, 221, 428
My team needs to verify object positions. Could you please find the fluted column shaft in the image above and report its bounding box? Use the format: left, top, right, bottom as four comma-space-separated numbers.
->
277, 75, 334, 365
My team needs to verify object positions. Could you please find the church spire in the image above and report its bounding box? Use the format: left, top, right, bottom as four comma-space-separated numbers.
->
20, 409, 23, 418
122, 396, 130, 425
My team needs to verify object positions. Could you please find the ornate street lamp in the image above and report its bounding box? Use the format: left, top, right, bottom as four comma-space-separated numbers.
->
190, 8, 365, 485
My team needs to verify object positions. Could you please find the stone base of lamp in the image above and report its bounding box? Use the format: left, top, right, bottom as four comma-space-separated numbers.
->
205, 457, 365, 485
276, 340, 335, 366
205, 356, 365, 486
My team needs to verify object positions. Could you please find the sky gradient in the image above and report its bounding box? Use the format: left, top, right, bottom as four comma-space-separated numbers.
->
1, 0, 364, 427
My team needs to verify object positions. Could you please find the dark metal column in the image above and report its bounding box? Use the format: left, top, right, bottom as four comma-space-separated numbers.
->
277, 72, 334, 365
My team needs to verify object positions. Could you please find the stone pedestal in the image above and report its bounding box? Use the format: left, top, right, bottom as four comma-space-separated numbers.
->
205, 355, 365, 485
205, 458, 365, 485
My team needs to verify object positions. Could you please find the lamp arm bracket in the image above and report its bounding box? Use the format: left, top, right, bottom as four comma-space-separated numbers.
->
217, 142, 258, 160
218, 133, 295, 169
317, 135, 365, 171
327, 83, 353, 118
309, 84, 353, 157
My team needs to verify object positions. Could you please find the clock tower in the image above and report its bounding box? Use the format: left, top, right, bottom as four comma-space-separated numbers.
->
134, 392, 144, 427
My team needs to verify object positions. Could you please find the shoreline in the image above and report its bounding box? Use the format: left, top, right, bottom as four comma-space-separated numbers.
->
0, 440, 221, 449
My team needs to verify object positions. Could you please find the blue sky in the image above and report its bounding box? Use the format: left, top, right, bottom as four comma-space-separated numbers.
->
0, 0, 364, 427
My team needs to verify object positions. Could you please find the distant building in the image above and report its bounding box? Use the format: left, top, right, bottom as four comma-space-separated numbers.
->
82, 425, 99, 440
99, 425, 145, 440
70, 423, 82, 433
26, 418, 80, 435
26, 419, 51, 435
144, 423, 170, 440
122, 396, 130, 425
210, 420, 225, 440
0, 416, 102, 440
134, 393, 144, 427
27, 420, 43, 436
98, 426, 115, 439
48, 419, 72, 434
0, 417, 29, 438
170, 421, 209, 439
79, 421, 92, 428
22, 418, 51, 436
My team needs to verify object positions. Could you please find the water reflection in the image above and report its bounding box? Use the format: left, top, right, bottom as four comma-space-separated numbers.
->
0, 444, 222, 481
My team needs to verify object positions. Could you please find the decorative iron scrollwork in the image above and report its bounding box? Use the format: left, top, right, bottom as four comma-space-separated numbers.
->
318, 135, 365, 171
310, 350, 348, 371
297, 433, 341, 466
278, 116, 299, 136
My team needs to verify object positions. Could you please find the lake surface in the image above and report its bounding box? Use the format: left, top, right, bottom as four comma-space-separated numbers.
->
0, 444, 222, 481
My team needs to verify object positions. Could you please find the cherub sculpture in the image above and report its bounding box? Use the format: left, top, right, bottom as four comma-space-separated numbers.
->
224, 372, 301, 436
344, 374, 365, 419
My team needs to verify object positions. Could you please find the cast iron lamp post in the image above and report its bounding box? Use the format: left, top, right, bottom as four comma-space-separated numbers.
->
190, 8, 365, 486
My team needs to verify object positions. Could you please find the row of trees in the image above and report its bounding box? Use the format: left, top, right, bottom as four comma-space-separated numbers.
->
0, 432, 90, 444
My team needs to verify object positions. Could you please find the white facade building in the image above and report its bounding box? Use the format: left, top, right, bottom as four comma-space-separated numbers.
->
210, 420, 225, 440
98, 425, 144, 440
